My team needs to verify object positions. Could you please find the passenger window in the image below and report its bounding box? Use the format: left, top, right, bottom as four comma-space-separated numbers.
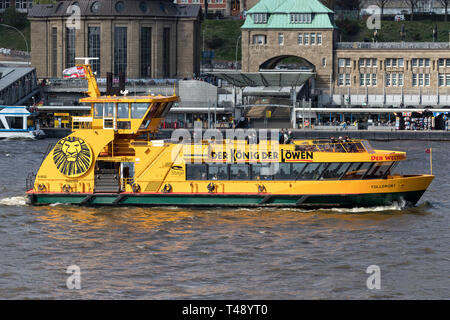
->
131, 103, 149, 119
208, 164, 228, 180
365, 162, 393, 179
274, 163, 291, 180
252, 164, 273, 181
94, 103, 103, 118
341, 163, 362, 180
298, 163, 323, 180
153, 103, 168, 118
342, 162, 373, 180
321, 163, 347, 180
186, 164, 207, 180
104, 103, 114, 117
118, 103, 129, 119
292, 163, 308, 179
230, 164, 250, 180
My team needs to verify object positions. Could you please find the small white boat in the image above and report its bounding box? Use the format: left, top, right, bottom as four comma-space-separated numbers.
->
0, 106, 45, 139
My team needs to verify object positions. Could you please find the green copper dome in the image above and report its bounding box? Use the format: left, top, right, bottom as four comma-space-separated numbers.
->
242, 0, 336, 30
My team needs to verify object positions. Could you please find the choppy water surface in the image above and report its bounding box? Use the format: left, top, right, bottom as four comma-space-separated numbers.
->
0, 139, 449, 299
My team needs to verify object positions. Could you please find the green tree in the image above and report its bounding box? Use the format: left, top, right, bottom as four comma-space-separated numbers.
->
0, 7, 29, 30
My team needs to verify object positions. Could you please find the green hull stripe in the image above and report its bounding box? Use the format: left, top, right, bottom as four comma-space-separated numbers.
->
30, 191, 426, 207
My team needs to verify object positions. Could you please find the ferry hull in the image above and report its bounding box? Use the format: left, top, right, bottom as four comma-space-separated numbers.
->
27, 189, 427, 208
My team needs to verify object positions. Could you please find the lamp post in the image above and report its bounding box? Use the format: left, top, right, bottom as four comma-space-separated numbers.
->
0, 23, 30, 65
235, 34, 242, 70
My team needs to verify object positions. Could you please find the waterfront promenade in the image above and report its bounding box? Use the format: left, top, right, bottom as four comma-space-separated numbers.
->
42, 128, 450, 141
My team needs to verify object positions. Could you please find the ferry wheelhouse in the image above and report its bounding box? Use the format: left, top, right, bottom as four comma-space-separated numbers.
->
0, 106, 45, 139
26, 63, 434, 208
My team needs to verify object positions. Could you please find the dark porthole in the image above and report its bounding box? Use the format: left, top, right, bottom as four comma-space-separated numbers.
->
139, 1, 147, 13
115, 1, 125, 13
91, 1, 100, 13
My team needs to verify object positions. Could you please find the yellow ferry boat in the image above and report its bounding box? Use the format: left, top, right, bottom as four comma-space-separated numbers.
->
26, 62, 434, 208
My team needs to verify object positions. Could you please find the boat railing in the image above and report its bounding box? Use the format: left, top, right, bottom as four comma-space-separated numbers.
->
72, 116, 93, 130
299, 141, 367, 153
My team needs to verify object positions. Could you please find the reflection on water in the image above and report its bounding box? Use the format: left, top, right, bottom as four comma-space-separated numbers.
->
0, 139, 449, 299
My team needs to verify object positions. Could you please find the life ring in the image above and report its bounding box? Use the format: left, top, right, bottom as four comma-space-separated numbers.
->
162, 184, 172, 193
37, 184, 46, 192
62, 184, 71, 193
258, 185, 266, 193
132, 183, 141, 193
207, 182, 216, 193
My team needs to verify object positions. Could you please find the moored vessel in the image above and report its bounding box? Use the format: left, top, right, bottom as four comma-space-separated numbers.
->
0, 106, 45, 139
26, 62, 434, 208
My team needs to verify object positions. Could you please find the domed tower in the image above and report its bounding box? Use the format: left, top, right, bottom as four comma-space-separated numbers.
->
28, 0, 202, 79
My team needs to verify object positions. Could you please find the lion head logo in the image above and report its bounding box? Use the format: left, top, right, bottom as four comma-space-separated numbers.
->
53, 136, 93, 177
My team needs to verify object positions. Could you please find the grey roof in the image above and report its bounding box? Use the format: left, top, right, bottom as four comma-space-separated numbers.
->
211, 71, 315, 88
0, 67, 35, 91
28, 0, 201, 19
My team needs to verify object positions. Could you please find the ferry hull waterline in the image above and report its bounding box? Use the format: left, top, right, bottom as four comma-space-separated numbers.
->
25, 60, 434, 209
27, 176, 433, 208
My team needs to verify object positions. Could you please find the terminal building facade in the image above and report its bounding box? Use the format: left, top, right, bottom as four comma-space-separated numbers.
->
28, 0, 202, 79
241, 0, 450, 108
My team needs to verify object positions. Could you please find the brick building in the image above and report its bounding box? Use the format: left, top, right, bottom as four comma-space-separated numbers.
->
28, 0, 202, 79
241, 0, 450, 107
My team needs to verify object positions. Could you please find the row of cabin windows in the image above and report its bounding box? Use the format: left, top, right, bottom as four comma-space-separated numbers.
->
186, 162, 395, 181
93, 102, 171, 119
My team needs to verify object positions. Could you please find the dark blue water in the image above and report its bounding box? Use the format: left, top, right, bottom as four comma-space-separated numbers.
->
0, 139, 449, 299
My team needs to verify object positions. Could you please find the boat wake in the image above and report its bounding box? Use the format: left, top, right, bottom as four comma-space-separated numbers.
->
322, 202, 406, 214
0, 196, 28, 206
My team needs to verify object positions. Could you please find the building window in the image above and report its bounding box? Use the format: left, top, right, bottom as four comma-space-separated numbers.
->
253, 13, 267, 24
439, 74, 445, 86
115, 1, 125, 13
310, 33, 316, 45
0, 0, 11, 9
51, 27, 57, 77
140, 27, 152, 77
253, 34, 267, 45
339, 73, 350, 86
338, 74, 344, 86
65, 27, 76, 69
322, 58, 326, 68
360, 73, 375, 86
447, 74, 450, 86
317, 33, 322, 45
114, 26, 127, 76
290, 13, 312, 24
304, 33, 309, 45
439, 59, 450, 67
163, 27, 171, 78
88, 26, 101, 76
278, 33, 284, 46
297, 33, 303, 45
412, 73, 429, 87
398, 73, 404, 86
339, 58, 351, 68
413, 58, 430, 68
91, 1, 100, 13
359, 59, 377, 68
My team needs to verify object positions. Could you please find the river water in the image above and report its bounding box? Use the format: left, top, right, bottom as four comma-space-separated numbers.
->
0, 138, 449, 299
